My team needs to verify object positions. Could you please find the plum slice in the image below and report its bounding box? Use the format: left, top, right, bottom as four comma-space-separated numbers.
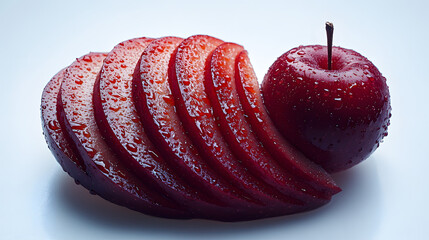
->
133, 35, 264, 219
57, 52, 188, 219
235, 50, 341, 196
41, 68, 91, 189
93, 37, 219, 216
205, 43, 329, 205
169, 36, 306, 210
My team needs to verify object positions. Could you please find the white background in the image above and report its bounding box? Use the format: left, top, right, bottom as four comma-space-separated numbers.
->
1, 0, 428, 239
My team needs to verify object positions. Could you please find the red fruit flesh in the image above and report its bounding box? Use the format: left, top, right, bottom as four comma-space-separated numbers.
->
262, 46, 391, 172
41, 69, 91, 188
235, 51, 341, 195
133, 35, 264, 218
93, 37, 220, 217
205, 43, 328, 205
58, 52, 188, 219
169, 37, 306, 209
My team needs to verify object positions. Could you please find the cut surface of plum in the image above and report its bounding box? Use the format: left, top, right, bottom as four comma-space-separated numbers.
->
58, 52, 188, 219
93, 37, 220, 216
205, 43, 329, 205
41, 68, 91, 189
235, 50, 341, 196
169, 36, 304, 209
133, 35, 264, 216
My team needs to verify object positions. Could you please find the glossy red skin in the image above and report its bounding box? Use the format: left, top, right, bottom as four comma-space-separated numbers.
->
262, 45, 391, 173
169, 36, 305, 212
235, 51, 340, 196
205, 42, 328, 207
93, 37, 220, 217
41, 69, 91, 189
57, 52, 188, 219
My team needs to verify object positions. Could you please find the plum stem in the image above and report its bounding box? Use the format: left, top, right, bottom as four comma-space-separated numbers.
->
325, 22, 334, 70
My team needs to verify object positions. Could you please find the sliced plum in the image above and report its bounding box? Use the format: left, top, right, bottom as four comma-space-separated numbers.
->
235, 50, 341, 196
169, 36, 306, 211
93, 37, 220, 217
133, 35, 265, 219
205, 43, 329, 206
57, 52, 188, 219
41, 68, 91, 189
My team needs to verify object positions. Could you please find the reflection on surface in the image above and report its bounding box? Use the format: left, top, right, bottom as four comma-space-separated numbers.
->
44, 158, 381, 240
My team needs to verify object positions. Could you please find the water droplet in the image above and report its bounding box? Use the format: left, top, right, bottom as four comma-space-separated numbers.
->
109, 106, 121, 112
286, 56, 295, 62
126, 143, 138, 152
206, 128, 214, 138
48, 120, 61, 131
179, 146, 186, 153
82, 55, 92, 62
163, 95, 174, 106
86, 146, 97, 158
133, 136, 142, 144
70, 122, 87, 131
82, 130, 91, 138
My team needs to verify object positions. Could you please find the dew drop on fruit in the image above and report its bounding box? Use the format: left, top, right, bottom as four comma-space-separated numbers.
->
109, 106, 121, 112
86, 146, 97, 158
82, 55, 93, 62
286, 56, 295, 62
70, 122, 87, 131
334, 98, 343, 110
126, 143, 138, 152
48, 120, 61, 131
82, 130, 91, 138
163, 95, 175, 106
207, 128, 214, 138
133, 136, 142, 144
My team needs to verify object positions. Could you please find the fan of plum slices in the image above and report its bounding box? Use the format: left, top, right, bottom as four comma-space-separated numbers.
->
93, 37, 229, 219
38, 33, 378, 222
57, 52, 188, 218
